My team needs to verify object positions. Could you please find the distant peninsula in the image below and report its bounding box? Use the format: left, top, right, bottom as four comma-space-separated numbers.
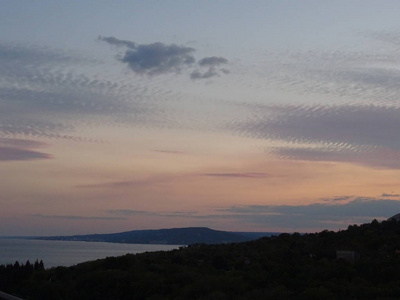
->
33, 227, 277, 245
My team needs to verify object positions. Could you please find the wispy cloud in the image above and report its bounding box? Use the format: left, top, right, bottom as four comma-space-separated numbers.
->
78, 180, 147, 189
200, 172, 271, 178
262, 41, 400, 105
190, 69, 219, 80
273, 146, 400, 169
365, 30, 400, 48
97, 36, 137, 48
30, 213, 126, 221
77, 175, 169, 189
79, 171, 273, 191
232, 104, 400, 169
0, 137, 47, 149
235, 104, 400, 149
320, 195, 354, 203
0, 43, 85, 70
381, 193, 400, 198
106, 209, 198, 218
152, 149, 186, 155
0, 147, 52, 161
0, 138, 52, 161
0, 42, 173, 141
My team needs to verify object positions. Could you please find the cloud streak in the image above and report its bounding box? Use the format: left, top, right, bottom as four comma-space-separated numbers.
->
218, 197, 400, 230
0, 146, 52, 161
200, 172, 271, 178
272, 146, 400, 169
0, 138, 52, 161
381, 193, 400, 198
104, 197, 400, 232
198, 56, 228, 66
77, 175, 172, 189
0, 137, 47, 149
31, 214, 126, 220
106, 209, 198, 218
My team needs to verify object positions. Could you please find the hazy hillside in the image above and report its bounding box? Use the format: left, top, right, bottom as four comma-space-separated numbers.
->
34, 227, 276, 245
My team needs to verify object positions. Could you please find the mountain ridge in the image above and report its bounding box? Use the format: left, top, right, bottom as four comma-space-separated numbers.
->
33, 227, 277, 245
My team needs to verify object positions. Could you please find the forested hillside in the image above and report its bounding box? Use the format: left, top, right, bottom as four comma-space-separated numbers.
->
3, 219, 400, 299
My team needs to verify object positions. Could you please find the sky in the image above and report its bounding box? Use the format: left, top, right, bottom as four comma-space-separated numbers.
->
1, 1, 400, 235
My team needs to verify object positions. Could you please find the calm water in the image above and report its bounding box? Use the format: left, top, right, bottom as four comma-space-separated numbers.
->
0, 238, 180, 268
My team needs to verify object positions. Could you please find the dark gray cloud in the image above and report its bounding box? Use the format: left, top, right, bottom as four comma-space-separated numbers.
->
99, 36, 229, 79
121, 42, 196, 75
191, 56, 229, 80
98, 36, 136, 48
190, 69, 218, 80
198, 56, 228, 66
233, 103, 400, 169
100, 36, 195, 75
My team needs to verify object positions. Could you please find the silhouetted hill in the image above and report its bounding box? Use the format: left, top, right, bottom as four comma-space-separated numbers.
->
35, 227, 277, 245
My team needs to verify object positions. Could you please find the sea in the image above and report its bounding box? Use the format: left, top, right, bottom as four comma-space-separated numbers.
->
0, 238, 180, 269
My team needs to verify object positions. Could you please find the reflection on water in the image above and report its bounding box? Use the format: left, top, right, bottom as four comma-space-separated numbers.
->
0, 238, 180, 268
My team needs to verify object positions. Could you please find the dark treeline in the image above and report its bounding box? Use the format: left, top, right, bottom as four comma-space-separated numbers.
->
3, 219, 400, 299
0, 259, 44, 297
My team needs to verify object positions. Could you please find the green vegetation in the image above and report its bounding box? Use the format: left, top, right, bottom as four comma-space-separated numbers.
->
3, 219, 400, 299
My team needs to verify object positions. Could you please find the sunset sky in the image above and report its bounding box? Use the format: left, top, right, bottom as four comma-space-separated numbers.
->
1, 1, 400, 235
